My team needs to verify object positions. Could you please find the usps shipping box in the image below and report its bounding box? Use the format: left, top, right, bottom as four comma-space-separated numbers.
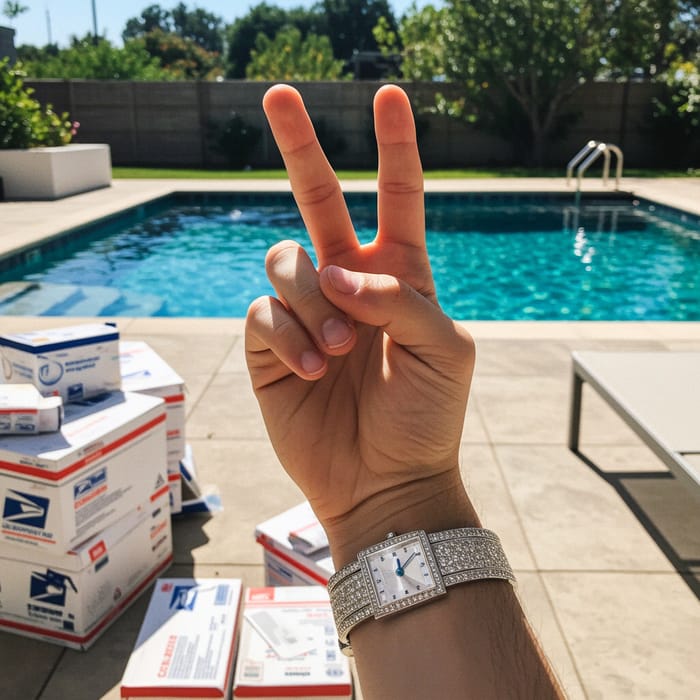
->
0, 488, 172, 650
0, 323, 121, 403
120, 578, 243, 700
255, 501, 334, 587
119, 340, 186, 472
233, 586, 352, 700
0, 391, 168, 553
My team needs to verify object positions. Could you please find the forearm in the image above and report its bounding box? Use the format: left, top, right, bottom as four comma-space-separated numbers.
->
324, 470, 565, 700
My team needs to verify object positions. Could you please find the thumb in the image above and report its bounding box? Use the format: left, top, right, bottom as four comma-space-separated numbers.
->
319, 265, 474, 369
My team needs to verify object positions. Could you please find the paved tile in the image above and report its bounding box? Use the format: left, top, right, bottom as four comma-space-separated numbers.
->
496, 445, 674, 571
515, 573, 586, 700
459, 444, 535, 570
543, 572, 700, 699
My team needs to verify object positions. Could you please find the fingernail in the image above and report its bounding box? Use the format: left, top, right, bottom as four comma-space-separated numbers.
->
322, 318, 353, 349
301, 350, 325, 375
327, 265, 361, 294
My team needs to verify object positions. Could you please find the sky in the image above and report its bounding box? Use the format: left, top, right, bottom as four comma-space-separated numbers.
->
5, 1, 428, 48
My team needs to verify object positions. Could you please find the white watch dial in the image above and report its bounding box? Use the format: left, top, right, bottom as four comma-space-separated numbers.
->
359, 531, 446, 618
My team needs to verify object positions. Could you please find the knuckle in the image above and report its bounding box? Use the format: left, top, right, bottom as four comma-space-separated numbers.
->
295, 181, 341, 208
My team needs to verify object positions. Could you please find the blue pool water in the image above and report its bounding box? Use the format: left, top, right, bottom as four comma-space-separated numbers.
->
1, 193, 699, 320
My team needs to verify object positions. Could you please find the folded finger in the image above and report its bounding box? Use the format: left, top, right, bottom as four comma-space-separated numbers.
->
263, 85, 358, 264
266, 241, 356, 356
245, 295, 328, 384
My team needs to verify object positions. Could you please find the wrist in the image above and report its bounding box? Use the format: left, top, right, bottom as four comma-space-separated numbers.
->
322, 469, 481, 567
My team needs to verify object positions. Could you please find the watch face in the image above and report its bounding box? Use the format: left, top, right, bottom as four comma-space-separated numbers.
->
359, 531, 446, 618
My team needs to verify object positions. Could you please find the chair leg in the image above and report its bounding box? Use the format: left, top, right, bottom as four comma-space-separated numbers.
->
568, 372, 584, 452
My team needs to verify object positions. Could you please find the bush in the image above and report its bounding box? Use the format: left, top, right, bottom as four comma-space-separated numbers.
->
210, 111, 261, 169
650, 58, 700, 168
0, 58, 78, 149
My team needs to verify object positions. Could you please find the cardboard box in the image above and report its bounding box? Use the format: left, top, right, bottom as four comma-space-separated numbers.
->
0, 323, 121, 403
119, 340, 186, 471
0, 391, 168, 552
233, 586, 352, 700
120, 578, 243, 700
255, 502, 334, 587
0, 488, 172, 650
0, 384, 63, 435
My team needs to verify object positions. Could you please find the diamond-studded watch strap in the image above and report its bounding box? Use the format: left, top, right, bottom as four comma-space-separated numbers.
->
327, 527, 515, 652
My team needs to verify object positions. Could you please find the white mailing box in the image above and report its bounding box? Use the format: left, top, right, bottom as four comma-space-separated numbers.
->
120, 578, 243, 700
119, 340, 186, 471
0, 391, 168, 552
233, 586, 352, 700
0, 487, 172, 650
0, 323, 121, 403
255, 502, 334, 587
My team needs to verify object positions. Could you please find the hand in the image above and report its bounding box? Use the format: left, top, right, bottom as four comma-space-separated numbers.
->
245, 84, 478, 564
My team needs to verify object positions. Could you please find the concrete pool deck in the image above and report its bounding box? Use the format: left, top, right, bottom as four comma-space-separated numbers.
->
1, 178, 699, 699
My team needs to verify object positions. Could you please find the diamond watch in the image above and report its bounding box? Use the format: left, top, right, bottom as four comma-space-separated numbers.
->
327, 528, 515, 656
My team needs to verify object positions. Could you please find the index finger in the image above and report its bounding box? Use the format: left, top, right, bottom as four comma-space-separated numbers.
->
263, 85, 358, 265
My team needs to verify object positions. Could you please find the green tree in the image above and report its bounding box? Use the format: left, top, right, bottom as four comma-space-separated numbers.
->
135, 29, 223, 79
123, 4, 174, 40
396, 1, 611, 165
123, 3, 225, 55
246, 26, 346, 80
319, 0, 397, 62
171, 2, 224, 53
226, 3, 323, 78
2, 1, 28, 26
20, 36, 172, 80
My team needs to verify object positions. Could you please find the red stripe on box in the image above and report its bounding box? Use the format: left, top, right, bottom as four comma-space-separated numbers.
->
234, 685, 351, 697
0, 413, 166, 481
150, 484, 170, 502
121, 583, 243, 699
256, 536, 329, 586
0, 554, 173, 646
164, 394, 185, 404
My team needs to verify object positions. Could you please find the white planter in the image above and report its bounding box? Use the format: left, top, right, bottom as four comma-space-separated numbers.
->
0, 143, 112, 200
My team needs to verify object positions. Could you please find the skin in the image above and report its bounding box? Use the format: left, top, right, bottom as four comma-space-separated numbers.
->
245, 83, 565, 699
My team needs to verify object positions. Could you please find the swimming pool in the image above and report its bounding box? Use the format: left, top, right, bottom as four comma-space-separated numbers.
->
1, 192, 698, 320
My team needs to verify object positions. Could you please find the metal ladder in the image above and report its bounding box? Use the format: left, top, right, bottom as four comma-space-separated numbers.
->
566, 140, 624, 193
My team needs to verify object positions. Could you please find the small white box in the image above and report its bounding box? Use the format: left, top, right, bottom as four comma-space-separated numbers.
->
0, 488, 172, 650
255, 502, 334, 587
0, 323, 121, 403
0, 391, 168, 552
0, 384, 63, 435
233, 586, 352, 700
119, 341, 186, 471
120, 578, 243, 700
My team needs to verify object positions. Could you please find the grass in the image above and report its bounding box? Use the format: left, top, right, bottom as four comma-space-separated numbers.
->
112, 166, 698, 179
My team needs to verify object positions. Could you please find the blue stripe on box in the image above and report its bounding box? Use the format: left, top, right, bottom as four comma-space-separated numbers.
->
0, 332, 119, 354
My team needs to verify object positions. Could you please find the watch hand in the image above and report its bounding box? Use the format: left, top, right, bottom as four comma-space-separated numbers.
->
395, 558, 404, 576
402, 552, 418, 569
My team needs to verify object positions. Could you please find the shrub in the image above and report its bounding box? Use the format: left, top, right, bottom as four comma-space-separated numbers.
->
210, 111, 261, 169
650, 58, 700, 168
0, 58, 78, 149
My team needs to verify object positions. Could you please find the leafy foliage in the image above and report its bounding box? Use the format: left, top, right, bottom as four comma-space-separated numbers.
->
0, 58, 77, 149
209, 112, 262, 169
226, 3, 324, 79
246, 26, 346, 80
18, 36, 172, 80
123, 2, 225, 53
134, 29, 224, 80
650, 55, 700, 166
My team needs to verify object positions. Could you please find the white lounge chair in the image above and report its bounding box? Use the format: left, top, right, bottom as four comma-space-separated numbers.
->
568, 351, 700, 493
